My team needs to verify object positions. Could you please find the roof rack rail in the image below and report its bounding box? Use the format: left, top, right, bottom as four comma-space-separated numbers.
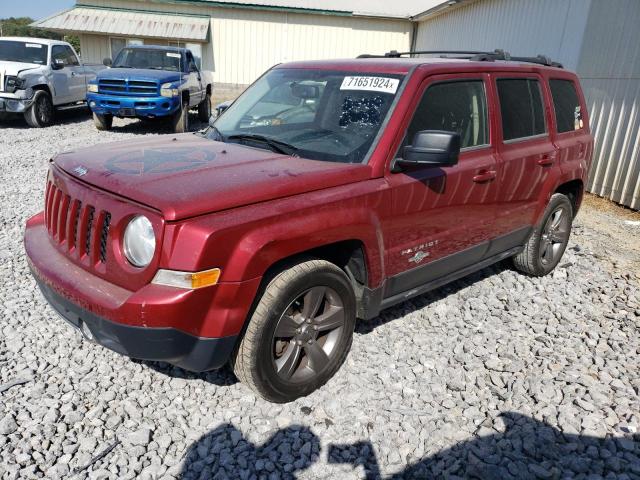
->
357, 49, 563, 68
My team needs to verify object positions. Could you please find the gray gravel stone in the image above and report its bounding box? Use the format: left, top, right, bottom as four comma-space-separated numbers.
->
1, 112, 639, 479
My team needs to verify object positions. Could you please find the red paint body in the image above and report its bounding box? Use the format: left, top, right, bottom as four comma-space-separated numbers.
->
24, 58, 593, 347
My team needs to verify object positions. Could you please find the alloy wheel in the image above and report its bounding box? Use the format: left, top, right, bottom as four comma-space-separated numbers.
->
539, 205, 571, 266
272, 286, 346, 382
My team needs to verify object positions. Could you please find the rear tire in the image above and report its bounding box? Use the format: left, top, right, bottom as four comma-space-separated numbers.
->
513, 193, 573, 276
232, 259, 356, 403
93, 112, 113, 131
24, 90, 54, 128
197, 91, 211, 122
172, 101, 189, 133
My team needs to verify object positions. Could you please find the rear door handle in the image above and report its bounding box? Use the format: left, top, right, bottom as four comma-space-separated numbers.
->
473, 170, 496, 183
537, 153, 556, 166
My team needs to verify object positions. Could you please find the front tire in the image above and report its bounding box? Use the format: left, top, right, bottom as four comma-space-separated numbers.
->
513, 193, 573, 276
232, 259, 356, 403
197, 91, 211, 122
24, 90, 54, 128
93, 112, 113, 131
172, 101, 189, 133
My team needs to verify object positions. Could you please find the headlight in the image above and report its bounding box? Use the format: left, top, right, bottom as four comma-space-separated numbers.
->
5, 76, 25, 93
123, 216, 155, 267
87, 83, 99, 93
160, 82, 179, 98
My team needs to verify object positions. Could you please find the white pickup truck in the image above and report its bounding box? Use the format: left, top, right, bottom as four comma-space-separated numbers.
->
0, 37, 105, 127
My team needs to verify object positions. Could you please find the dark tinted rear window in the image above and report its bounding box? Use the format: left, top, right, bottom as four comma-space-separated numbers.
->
497, 79, 546, 141
549, 79, 582, 133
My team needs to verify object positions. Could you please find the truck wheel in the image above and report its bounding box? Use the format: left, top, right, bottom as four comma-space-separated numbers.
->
24, 90, 54, 128
232, 259, 356, 403
197, 91, 211, 122
172, 101, 189, 133
93, 112, 113, 131
513, 193, 573, 276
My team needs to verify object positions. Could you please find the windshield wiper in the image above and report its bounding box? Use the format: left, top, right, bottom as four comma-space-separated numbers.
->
226, 133, 299, 156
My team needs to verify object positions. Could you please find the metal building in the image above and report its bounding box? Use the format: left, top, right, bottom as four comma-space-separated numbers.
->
33, 0, 640, 209
413, 0, 640, 209
33, 0, 429, 99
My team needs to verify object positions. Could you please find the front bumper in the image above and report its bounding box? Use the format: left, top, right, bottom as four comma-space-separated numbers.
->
25, 213, 261, 372
36, 279, 237, 371
0, 94, 33, 113
87, 92, 180, 118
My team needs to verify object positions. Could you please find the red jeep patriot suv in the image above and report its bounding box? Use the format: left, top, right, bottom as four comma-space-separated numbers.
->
25, 50, 593, 402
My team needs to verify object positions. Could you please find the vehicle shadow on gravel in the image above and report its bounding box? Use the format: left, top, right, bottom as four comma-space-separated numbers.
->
356, 262, 509, 335
107, 114, 208, 135
179, 412, 639, 479
136, 360, 238, 386
0, 108, 91, 128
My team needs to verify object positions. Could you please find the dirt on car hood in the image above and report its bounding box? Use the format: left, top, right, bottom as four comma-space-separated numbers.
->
53, 133, 372, 221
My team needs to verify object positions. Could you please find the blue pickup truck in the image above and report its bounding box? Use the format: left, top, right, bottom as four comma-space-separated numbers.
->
87, 45, 213, 132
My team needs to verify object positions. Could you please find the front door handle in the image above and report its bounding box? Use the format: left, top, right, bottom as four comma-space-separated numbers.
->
473, 170, 496, 183
537, 153, 556, 166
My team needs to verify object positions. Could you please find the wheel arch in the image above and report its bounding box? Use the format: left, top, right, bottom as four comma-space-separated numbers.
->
260, 239, 369, 299
554, 179, 584, 216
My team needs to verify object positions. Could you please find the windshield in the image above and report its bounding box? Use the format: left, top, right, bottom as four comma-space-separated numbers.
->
209, 68, 404, 163
0, 40, 48, 65
113, 48, 182, 71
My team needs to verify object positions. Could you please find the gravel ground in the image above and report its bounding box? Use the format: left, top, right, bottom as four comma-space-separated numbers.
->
1, 110, 639, 479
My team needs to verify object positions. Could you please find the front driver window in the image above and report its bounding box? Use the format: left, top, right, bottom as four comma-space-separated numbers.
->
407, 80, 489, 149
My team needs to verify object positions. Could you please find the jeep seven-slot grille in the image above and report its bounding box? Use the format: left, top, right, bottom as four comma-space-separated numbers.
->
98, 78, 159, 96
45, 182, 111, 264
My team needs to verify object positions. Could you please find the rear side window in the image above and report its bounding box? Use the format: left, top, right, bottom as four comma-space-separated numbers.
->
407, 80, 488, 149
497, 79, 546, 141
550, 79, 582, 133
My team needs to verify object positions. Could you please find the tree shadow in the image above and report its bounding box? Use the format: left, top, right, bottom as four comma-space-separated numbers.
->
356, 260, 510, 335
179, 413, 638, 478
180, 423, 320, 479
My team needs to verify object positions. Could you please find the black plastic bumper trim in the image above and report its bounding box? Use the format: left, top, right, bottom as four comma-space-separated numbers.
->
35, 277, 238, 372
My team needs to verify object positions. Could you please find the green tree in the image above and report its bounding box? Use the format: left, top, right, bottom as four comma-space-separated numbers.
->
0, 17, 81, 55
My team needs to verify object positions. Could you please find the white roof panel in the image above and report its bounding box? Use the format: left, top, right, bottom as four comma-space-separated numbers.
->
200, 0, 443, 18
33, 7, 210, 41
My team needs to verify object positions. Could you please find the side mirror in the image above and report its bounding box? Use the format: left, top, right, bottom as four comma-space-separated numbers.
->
215, 100, 232, 117
395, 130, 460, 170
103, 57, 112, 67
51, 59, 65, 70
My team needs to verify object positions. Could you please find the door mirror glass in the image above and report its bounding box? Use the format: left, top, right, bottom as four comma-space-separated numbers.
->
103, 57, 112, 67
52, 58, 65, 70
397, 130, 460, 168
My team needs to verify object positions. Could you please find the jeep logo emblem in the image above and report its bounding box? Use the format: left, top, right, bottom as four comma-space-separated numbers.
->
73, 166, 88, 177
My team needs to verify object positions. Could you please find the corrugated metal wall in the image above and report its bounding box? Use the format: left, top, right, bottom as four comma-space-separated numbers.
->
77, 0, 412, 86
415, 0, 640, 210
577, 0, 640, 210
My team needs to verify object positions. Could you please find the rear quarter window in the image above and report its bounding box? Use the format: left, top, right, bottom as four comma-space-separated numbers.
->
549, 79, 583, 133
496, 78, 546, 141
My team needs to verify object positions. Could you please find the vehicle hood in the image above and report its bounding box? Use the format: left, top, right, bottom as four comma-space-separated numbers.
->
0, 61, 43, 77
53, 134, 372, 221
97, 68, 181, 84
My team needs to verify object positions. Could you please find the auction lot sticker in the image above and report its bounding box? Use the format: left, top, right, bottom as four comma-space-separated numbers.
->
340, 76, 399, 94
